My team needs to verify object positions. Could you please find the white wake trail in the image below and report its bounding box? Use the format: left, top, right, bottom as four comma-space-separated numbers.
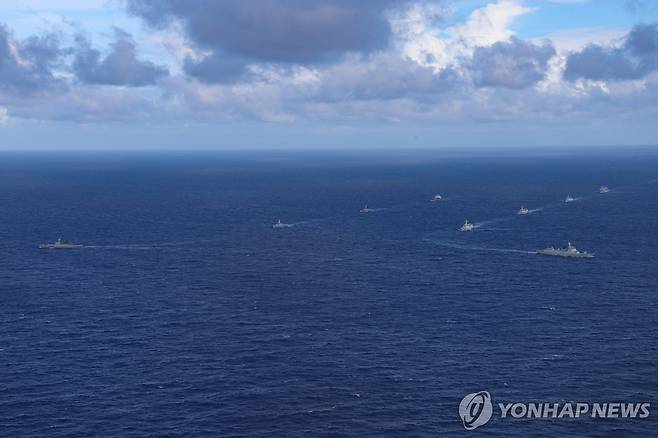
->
85, 237, 224, 250
424, 238, 536, 255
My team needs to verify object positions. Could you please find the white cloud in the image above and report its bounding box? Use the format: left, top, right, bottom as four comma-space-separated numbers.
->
0, 107, 8, 124
452, 0, 534, 47
399, 0, 535, 70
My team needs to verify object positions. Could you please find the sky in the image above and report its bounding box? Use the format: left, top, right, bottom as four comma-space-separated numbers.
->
0, 0, 658, 150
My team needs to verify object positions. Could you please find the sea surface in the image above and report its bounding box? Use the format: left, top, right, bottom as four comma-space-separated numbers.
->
0, 149, 657, 437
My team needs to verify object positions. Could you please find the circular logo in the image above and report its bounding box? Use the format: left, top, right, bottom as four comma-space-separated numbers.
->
459, 391, 493, 430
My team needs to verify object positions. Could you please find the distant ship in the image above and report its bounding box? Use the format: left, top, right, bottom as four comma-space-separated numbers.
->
272, 219, 291, 229
360, 205, 375, 213
537, 242, 593, 258
459, 219, 474, 232
599, 186, 610, 194
431, 194, 443, 202
39, 238, 83, 249
517, 206, 529, 215
564, 195, 575, 203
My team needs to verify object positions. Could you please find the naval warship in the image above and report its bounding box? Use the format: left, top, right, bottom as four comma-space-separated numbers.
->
459, 219, 474, 232
537, 242, 593, 258
39, 238, 83, 249
272, 219, 291, 229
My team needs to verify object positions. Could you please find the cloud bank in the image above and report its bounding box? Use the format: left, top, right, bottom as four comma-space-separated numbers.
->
0, 0, 657, 129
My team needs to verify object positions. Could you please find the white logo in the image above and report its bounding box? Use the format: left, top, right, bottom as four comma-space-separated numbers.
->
459, 391, 493, 430
457, 391, 649, 431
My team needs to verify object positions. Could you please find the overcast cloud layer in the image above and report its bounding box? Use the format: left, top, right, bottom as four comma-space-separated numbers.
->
0, 0, 658, 146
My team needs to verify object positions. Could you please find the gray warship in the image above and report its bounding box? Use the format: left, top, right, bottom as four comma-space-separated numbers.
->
39, 238, 83, 249
537, 242, 593, 258
272, 219, 291, 229
459, 219, 474, 232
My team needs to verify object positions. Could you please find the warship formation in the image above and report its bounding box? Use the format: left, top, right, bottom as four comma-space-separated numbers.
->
41, 186, 613, 258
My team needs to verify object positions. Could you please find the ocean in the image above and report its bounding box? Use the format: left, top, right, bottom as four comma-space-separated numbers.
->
1, 149, 657, 437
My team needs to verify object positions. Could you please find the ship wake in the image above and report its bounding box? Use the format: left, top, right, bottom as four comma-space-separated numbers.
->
424, 238, 536, 255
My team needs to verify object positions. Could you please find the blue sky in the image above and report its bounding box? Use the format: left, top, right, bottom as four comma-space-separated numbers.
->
0, 0, 657, 149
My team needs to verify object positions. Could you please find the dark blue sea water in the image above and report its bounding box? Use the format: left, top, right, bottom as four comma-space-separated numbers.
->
1, 149, 657, 437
